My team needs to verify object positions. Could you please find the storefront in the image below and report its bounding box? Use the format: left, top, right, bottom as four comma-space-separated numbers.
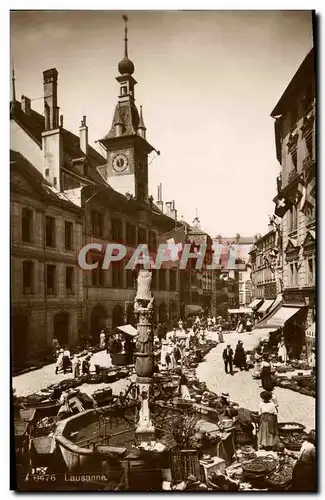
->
263, 304, 307, 359
305, 322, 315, 355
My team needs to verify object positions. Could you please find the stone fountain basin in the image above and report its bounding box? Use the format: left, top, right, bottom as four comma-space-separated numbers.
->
54, 401, 225, 474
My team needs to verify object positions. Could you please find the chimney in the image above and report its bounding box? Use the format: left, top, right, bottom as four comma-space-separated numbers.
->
43, 68, 59, 130
166, 200, 177, 220
79, 115, 88, 155
156, 183, 163, 212
42, 68, 62, 190
21, 95, 31, 115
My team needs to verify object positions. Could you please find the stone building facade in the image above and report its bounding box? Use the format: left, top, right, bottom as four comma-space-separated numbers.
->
249, 221, 283, 318
271, 48, 315, 355
10, 150, 84, 371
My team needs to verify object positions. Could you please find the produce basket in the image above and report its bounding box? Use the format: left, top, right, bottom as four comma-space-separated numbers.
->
103, 370, 119, 383
280, 431, 308, 451
265, 464, 293, 490
278, 422, 305, 435
87, 374, 103, 384
242, 455, 278, 476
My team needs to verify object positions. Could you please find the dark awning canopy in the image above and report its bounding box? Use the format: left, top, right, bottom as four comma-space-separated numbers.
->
185, 305, 203, 316
248, 299, 263, 310
265, 306, 301, 328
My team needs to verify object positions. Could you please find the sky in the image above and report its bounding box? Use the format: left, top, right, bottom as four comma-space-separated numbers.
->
10, 10, 314, 238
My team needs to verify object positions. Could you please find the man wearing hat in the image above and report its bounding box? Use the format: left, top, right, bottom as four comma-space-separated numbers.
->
215, 392, 232, 417
222, 344, 234, 375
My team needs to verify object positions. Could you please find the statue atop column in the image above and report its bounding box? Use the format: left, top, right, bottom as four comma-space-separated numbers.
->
134, 269, 155, 383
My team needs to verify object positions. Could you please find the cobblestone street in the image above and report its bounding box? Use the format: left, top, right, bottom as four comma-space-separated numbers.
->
196, 330, 316, 432
13, 329, 315, 432
13, 351, 132, 398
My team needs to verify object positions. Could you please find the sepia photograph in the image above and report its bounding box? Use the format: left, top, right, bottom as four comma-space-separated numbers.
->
10, 9, 316, 492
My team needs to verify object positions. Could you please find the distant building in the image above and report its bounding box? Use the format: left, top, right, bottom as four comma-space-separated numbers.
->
249, 220, 283, 319
212, 234, 254, 315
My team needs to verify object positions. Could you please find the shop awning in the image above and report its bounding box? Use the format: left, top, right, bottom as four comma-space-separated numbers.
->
306, 322, 315, 338
258, 299, 274, 314
265, 306, 301, 328
185, 305, 203, 316
116, 324, 138, 337
228, 308, 253, 314
248, 299, 263, 310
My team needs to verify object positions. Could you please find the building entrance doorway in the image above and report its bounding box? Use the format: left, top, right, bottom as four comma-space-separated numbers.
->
53, 312, 69, 347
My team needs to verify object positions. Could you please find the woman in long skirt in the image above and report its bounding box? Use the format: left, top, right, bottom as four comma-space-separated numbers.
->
217, 326, 224, 343
71, 355, 80, 378
234, 340, 247, 370
260, 356, 274, 392
258, 391, 280, 449
291, 430, 316, 491
99, 330, 106, 349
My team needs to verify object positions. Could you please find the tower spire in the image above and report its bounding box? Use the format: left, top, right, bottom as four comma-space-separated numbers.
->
122, 14, 128, 58
118, 15, 135, 76
137, 105, 146, 139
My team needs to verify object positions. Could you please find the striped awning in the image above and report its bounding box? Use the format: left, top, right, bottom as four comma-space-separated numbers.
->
248, 299, 263, 310
258, 299, 274, 314
306, 322, 315, 338
265, 306, 301, 328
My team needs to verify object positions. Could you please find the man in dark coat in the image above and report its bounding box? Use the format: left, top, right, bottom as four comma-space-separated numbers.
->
223, 344, 234, 375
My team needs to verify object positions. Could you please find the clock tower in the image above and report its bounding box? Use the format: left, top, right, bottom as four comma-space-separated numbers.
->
98, 16, 155, 203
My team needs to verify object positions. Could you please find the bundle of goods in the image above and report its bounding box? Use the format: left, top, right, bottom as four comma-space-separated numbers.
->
295, 374, 315, 389
265, 463, 294, 490
280, 431, 308, 451
103, 369, 119, 383
274, 365, 293, 374
86, 372, 103, 384
278, 422, 305, 435
237, 445, 257, 462
59, 378, 82, 391
207, 472, 239, 491
33, 416, 58, 437
275, 377, 294, 389
117, 367, 130, 379
290, 360, 311, 371
252, 370, 261, 379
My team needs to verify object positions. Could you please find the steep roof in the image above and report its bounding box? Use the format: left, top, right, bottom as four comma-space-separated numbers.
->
10, 100, 106, 180
100, 100, 140, 140
271, 48, 315, 117
10, 149, 82, 212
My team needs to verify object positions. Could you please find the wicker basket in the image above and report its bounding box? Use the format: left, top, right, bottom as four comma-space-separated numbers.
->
278, 422, 305, 435
242, 455, 278, 475
265, 464, 293, 490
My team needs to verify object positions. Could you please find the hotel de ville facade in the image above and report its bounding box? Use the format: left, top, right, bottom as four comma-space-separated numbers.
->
10, 21, 215, 371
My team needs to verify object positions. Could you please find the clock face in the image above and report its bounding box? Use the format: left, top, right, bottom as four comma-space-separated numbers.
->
112, 153, 128, 172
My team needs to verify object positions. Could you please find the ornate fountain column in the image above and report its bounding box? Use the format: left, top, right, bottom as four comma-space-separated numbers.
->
134, 269, 155, 442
